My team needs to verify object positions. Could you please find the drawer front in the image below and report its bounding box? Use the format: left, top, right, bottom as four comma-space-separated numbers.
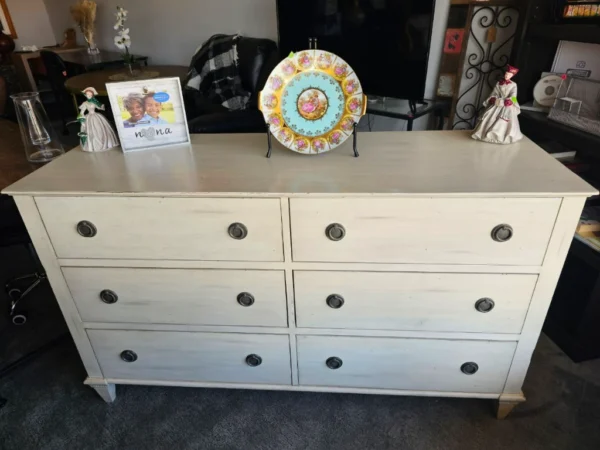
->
297, 336, 516, 393
88, 330, 292, 385
290, 198, 560, 265
65, 267, 287, 327
294, 271, 537, 333
36, 197, 283, 261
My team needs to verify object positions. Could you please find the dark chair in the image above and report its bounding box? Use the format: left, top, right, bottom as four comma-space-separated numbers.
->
185, 37, 279, 134
39, 50, 76, 134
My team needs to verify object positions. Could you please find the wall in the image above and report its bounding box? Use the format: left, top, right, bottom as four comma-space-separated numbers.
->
6, 0, 56, 47
43, 0, 278, 63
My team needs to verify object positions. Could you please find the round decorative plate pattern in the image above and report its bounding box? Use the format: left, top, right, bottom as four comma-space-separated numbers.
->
259, 50, 366, 154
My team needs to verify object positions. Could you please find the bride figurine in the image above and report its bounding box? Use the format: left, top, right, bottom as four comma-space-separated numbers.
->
78, 87, 120, 152
471, 65, 523, 145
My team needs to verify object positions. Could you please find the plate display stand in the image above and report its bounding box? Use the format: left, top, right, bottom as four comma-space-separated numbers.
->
264, 122, 359, 158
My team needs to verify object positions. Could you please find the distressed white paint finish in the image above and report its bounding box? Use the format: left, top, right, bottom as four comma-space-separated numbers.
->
297, 335, 517, 393
294, 271, 538, 333
88, 330, 292, 385
84, 378, 116, 403
12, 196, 103, 378
290, 198, 560, 265
64, 267, 287, 327
35, 197, 283, 261
4, 133, 595, 198
503, 197, 587, 394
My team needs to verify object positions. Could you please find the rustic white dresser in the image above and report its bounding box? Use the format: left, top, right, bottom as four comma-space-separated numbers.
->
4, 131, 596, 418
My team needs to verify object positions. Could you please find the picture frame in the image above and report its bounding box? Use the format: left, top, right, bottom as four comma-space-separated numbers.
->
106, 77, 191, 153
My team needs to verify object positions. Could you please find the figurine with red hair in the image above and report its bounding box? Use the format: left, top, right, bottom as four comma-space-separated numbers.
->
472, 65, 523, 144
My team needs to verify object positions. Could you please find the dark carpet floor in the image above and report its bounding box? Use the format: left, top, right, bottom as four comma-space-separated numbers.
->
0, 331, 599, 449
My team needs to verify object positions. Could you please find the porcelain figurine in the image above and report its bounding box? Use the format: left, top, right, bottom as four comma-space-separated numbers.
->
471, 65, 523, 145
78, 87, 119, 152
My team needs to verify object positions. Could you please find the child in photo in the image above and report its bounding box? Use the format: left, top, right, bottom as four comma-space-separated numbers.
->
123, 94, 148, 128
143, 92, 169, 125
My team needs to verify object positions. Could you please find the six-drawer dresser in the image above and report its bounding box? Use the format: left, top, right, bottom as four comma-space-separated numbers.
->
4, 131, 596, 419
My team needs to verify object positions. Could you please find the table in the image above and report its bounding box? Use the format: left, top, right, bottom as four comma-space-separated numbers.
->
60, 51, 148, 71
3, 132, 596, 419
0, 118, 35, 190
11, 47, 84, 91
65, 65, 188, 96
366, 98, 446, 131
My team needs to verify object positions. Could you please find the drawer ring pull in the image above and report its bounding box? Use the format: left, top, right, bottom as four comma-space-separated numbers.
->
237, 292, 255, 307
228, 222, 248, 240
245, 354, 262, 367
76, 220, 97, 238
325, 223, 346, 241
326, 294, 345, 309
100, 289, 119, 304
475, 298, 495, 313
120, 350, 138, 363
326, 357, 343, 370
491, 224, 513, 242
461, 362, 479, 375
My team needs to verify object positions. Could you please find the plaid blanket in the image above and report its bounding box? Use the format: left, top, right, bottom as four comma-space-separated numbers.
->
185, 34, 250, 111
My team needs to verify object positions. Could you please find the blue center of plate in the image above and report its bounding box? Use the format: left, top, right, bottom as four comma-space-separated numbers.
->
281, 72, 344, 137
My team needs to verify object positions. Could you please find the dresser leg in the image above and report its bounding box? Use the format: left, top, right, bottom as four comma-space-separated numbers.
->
85, 378, 116, 403
496, 393, 525, 419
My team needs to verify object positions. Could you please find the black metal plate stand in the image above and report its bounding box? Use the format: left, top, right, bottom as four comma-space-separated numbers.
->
265, 123, 359, 158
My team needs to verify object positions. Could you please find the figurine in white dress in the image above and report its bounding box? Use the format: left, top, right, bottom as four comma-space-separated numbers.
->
78, 87, 119, 152
471, 65, 523, 145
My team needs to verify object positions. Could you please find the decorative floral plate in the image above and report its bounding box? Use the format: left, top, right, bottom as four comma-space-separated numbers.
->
259, 50, 366, 154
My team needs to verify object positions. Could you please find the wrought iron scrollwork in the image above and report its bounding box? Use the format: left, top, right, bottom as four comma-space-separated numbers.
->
453, 6, 519, 130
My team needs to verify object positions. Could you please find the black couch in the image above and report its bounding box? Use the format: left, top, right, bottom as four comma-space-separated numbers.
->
185, 37, 279, 134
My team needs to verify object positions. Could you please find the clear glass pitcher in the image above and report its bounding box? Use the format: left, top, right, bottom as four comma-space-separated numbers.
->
11, 92, 65, 163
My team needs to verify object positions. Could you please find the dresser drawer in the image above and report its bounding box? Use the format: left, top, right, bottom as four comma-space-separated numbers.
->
65, 267, 287, 327
294, 271, 537, 333
297, 336, 516, 393
88, 330, 292, 384
36, 197, 283, 261
290, 198, 560, 265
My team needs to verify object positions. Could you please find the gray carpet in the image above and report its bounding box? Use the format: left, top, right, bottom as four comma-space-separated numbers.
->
1, 332, 599, 450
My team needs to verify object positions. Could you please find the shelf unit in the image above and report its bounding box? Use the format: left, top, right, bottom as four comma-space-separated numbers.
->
514, 0, 600, 362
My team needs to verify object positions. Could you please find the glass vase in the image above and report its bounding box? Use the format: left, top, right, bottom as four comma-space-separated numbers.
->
11, 92, 65, 163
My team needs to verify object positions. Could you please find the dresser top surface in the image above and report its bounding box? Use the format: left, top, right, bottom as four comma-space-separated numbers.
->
3, 131, 597, 197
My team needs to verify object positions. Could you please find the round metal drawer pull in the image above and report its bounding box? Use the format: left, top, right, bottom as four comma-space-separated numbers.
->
228, 222, 248, 240
326, 294, 345, 309
475, 298, 495, 313
76, 220, 97, 238
100, 289, 118, 304
245, 354, 262, 367
326, 357, 343, 370
325, 223, 346, 241
237, 292, 255, 307
120, 350, 138, 363
491, 224, 513, 242
461, 362, 479, 375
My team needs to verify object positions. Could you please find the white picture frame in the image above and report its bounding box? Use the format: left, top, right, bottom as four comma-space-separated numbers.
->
106, 77, 191, 152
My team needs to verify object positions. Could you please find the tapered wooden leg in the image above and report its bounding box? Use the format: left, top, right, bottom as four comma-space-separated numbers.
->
85, 378, 116, 403
496, 393, 525, 419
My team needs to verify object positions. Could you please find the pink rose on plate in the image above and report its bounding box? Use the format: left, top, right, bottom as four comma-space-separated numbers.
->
282, 60, 296, 76
348, 97, 361, 112
334, 64, 348, 78
329, 131, 343, 145
269, 76, 283, 91
313, 138, 326, 152
296, 139, 308, 150
298, 52, 313, 68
